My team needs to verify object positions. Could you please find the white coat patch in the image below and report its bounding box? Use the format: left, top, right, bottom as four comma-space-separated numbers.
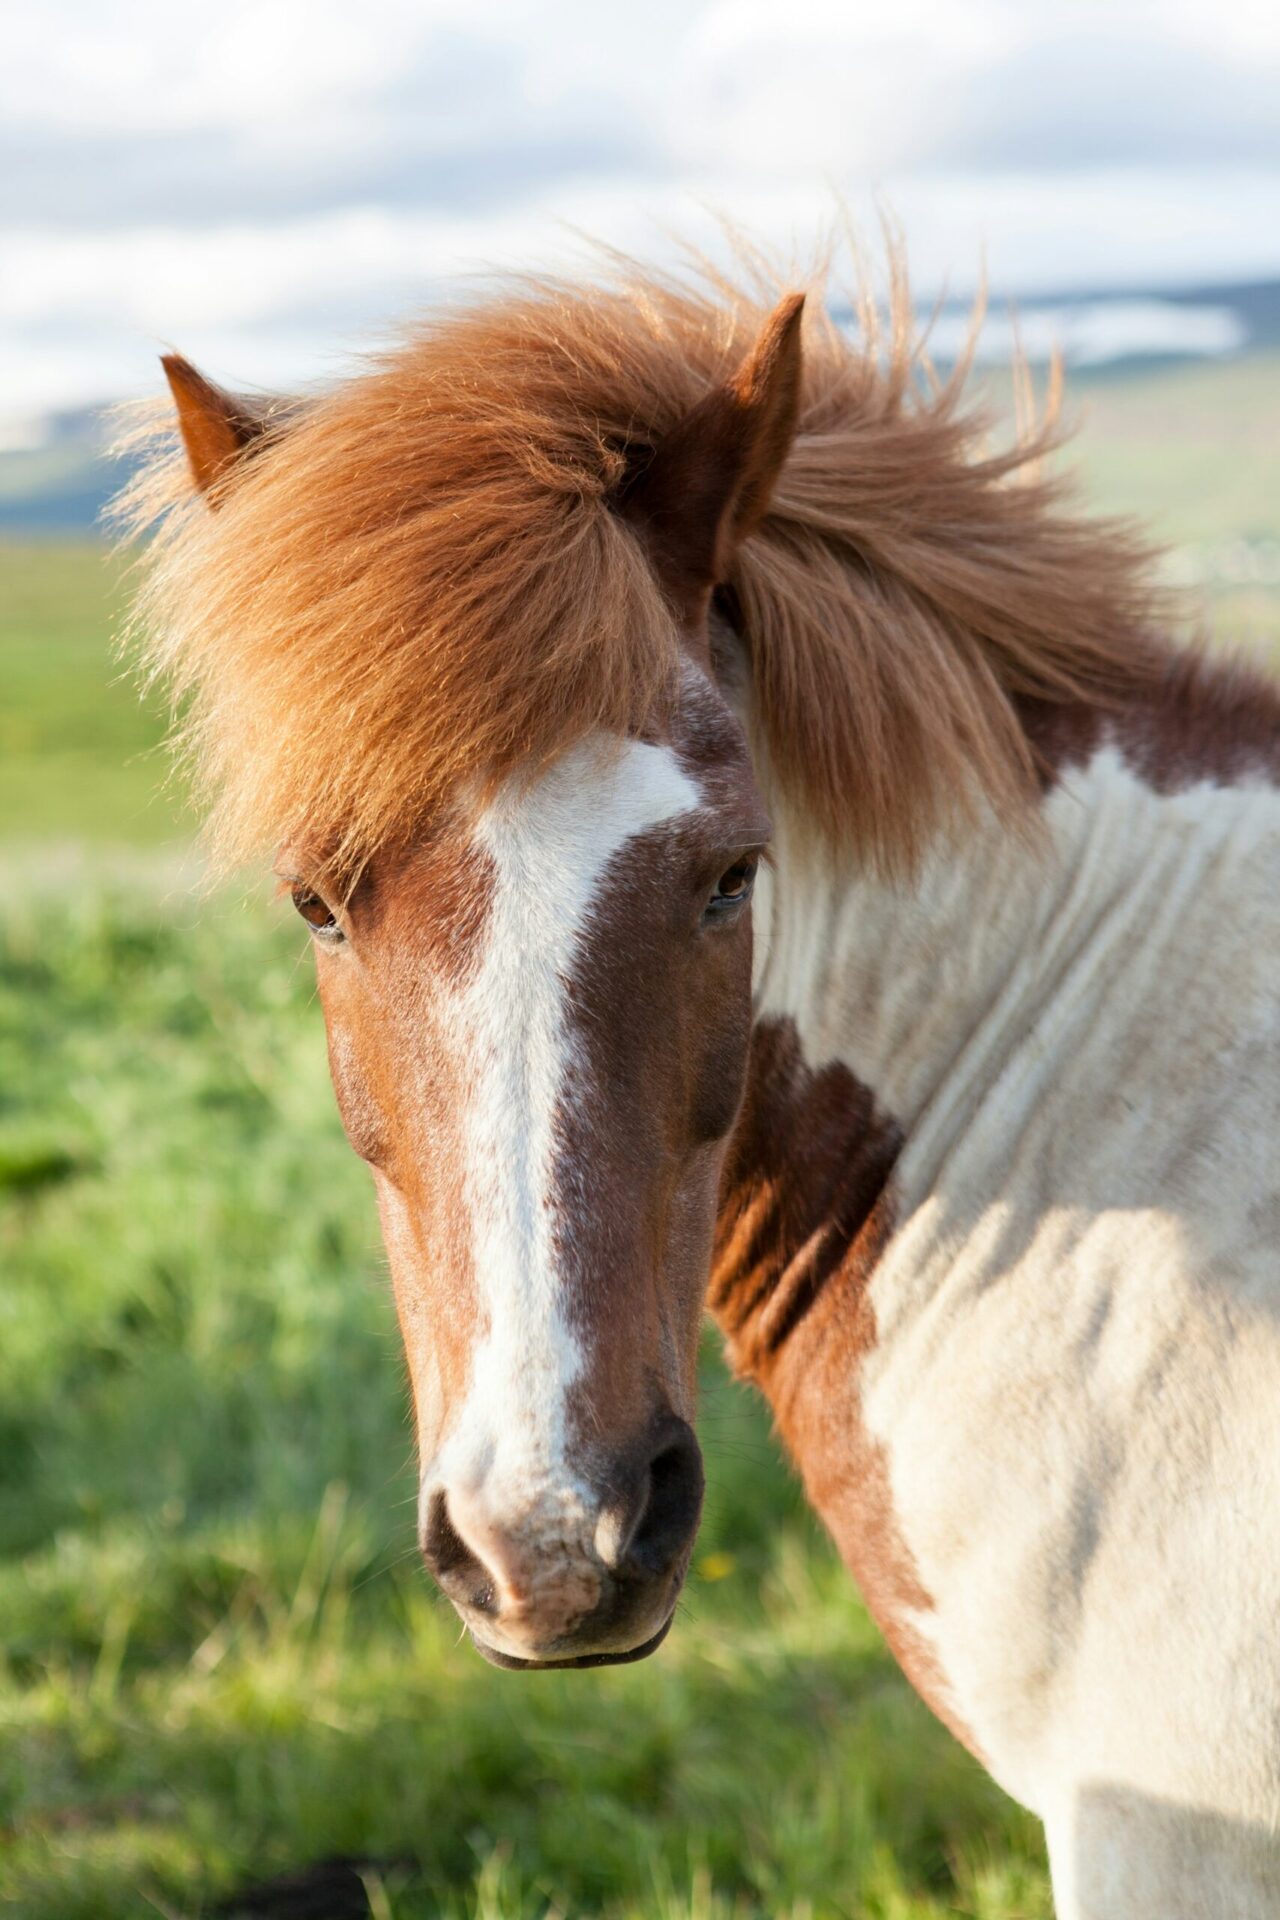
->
753, 740, 1280, 1915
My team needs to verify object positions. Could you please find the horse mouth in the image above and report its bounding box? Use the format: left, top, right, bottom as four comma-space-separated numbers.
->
469, 1611, 675, 1672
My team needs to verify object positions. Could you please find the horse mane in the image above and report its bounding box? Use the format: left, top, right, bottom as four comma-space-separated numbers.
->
116, 241, 1178, 881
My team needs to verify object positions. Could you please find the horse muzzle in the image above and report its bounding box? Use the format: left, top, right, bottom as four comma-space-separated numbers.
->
418, 1416, 704, 1668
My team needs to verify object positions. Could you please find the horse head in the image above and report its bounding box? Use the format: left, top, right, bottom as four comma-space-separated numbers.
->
160, 296, 804, 1667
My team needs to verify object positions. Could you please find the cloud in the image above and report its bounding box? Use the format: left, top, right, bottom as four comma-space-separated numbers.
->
8, 0, 1280, 221
3, 0, 1280, 419
0, 116, 656, 231
929, 30, 1280, 170
0, 10, 667, 226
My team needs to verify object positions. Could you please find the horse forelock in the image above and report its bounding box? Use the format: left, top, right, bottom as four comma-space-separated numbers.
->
117, 234, 1212, 888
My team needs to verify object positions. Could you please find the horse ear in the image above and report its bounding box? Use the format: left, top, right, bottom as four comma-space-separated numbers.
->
617, 291, 805, 619
161, 354, 273, 501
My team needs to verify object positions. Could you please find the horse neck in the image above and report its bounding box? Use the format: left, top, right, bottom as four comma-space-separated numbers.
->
750, 785, 1058, 1138
714, 654, 1275, 1400
743, 643, 1280, 1146
711, 714, 1136, 1397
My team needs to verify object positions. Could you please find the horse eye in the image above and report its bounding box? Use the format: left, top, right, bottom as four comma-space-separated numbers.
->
705, 857, 758, 920
291, 885, 343, 941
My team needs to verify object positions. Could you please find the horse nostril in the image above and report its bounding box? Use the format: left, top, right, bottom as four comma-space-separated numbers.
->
627, 1424, 705, 1577
421, 1488, 497, 1616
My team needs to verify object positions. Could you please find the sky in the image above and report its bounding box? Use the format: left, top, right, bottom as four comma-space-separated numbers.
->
3, 0, 1280, 434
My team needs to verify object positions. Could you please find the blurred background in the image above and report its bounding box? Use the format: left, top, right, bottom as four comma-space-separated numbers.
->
2, 4, 1277, 1916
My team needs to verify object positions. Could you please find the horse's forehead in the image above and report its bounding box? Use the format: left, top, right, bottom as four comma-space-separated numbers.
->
328, 653, 763, 1028
474, 734, 705, 891
375, 718, 751, 975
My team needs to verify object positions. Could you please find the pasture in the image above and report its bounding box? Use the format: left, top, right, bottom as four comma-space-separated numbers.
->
3, 349, 1278, 1919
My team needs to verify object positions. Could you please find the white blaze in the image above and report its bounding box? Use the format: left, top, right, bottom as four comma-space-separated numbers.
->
428, 734, 701, 1525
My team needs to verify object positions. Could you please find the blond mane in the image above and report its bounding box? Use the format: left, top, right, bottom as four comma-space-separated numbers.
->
116, 244, 1173, 880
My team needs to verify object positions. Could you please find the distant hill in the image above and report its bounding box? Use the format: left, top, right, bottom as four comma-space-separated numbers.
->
995, 275, 1280, 348
4, 278, 1279, 535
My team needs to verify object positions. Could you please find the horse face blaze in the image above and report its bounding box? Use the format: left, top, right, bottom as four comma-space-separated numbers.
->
304, 703, 767, 1667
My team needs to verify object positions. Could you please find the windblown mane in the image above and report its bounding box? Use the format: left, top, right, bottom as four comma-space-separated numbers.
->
116, 245, 1175, 880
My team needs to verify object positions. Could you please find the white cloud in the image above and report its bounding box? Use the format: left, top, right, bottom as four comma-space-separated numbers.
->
2, 0, 1279, 417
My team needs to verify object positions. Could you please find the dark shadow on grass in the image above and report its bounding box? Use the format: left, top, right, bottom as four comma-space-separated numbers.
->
214, 1856, 413, 1919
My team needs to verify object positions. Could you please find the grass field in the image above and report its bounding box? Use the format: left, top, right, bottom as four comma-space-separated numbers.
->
2, 350, 1278, 1918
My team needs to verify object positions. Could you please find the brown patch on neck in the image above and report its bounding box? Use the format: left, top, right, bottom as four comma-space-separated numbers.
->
711, 1017, 981, 1759
1016, 643, 1280, 796
711, 1018, 902, 1380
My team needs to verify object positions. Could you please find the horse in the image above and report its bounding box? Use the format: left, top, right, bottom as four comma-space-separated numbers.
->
120, 249, 1280, 1919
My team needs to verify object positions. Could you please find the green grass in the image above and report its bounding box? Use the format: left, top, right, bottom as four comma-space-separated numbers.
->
2, 348, 1278, 1917
0, 543, 188, 846
1069, 351, 1280, 658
